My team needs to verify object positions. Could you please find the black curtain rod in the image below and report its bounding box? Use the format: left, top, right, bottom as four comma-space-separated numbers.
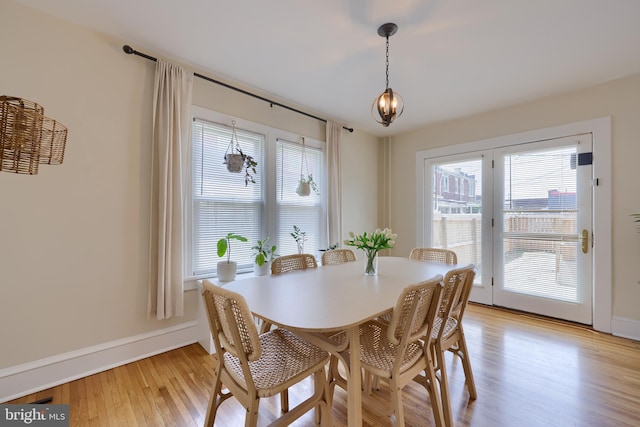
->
122, 45, 354, 133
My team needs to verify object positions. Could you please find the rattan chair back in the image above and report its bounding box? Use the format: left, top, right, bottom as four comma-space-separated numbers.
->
202, 280, 262, 361
329, 275, 446, 427
409, 247, 458, 264
271, 253, 318, 275
437, 264, 475, 321
201, 280, 331, 427
430, 264, 477, 427
321, 248, 356, 265
385, 275, 444, 347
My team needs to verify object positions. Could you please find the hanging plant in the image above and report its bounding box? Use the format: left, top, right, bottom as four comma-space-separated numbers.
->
224, 120, 257, 186
296, 137, 319, 196
296, 174, 319, 196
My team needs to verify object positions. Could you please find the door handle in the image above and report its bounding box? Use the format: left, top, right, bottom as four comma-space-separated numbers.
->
581, 229, 589, 254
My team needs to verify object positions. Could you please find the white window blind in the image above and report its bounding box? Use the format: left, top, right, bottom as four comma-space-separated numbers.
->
275, 139, 323, 256
191, 119, 264, 276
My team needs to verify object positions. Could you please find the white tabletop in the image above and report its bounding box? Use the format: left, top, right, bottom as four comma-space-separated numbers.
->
224, 256, 452, 332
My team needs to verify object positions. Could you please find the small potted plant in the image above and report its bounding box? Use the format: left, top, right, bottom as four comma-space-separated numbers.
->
252, 237, 278, 276
217, 232, 248, 282
296, 174, 319, 196
291, 225, 307, 254
224, 120, 258, 186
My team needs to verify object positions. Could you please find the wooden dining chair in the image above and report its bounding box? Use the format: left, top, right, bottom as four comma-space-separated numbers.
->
376, 247, 457, 325
201, 280, 331, 427
261, 253, 319, 335
321, 248, 356, 265
430, 264, 477, 427
271, 253, 318, 275
328, 275, 446, 427
410, 247, 458, 264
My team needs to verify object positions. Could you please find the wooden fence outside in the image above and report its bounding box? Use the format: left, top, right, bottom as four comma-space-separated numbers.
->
432, 213, 577, 263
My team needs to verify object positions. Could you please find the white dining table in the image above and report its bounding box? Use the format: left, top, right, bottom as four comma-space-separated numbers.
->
223, 256, 455, 426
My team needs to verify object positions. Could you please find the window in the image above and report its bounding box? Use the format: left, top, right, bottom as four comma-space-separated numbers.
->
441, 175, 449, 193
191, 118, 264, 277
187, 107, 326, 279
275, 139, 323, 256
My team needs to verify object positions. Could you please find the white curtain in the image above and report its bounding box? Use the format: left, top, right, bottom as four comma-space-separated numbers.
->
326, 122, 342, 246
148, 59, 193, 319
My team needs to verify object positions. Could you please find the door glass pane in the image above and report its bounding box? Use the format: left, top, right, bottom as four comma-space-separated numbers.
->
502, 146, 578, 302
432, 159, 482, 277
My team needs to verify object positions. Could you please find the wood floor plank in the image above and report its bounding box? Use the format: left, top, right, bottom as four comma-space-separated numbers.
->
4, 304, 640, 426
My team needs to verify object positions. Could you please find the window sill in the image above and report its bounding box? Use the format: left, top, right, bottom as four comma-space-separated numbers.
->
185, 270, 255, 292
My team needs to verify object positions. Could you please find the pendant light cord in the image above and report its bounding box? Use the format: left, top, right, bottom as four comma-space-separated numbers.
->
385, 36, 390, 89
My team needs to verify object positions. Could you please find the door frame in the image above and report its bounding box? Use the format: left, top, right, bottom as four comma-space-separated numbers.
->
415, 117, 611, 333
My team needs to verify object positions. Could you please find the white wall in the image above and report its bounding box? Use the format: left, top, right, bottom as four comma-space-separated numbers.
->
388, 73, 640, 327
0, 0, 380, 398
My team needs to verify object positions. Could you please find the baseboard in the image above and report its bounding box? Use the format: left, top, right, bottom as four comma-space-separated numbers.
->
611, 316, 640, 342
0, 321, 199, 402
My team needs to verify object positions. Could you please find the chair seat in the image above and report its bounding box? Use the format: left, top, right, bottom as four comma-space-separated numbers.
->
327, 277, 446, 427
358, 321, 425, 378
223, 328, 329, 397
431, 316, 458, 341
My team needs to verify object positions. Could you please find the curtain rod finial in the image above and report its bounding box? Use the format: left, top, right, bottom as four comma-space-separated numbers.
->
123, 45, 134, 54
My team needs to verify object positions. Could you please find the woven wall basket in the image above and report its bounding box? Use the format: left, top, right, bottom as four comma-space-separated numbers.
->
0, 96, 67, 175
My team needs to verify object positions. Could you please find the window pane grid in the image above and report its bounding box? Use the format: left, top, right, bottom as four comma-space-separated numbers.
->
501, 146, 579, 302
191, 119, 264, 276
432, 159, 483, 279
276, 140, 323, 256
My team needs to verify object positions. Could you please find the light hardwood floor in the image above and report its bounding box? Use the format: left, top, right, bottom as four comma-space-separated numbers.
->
6, 304, 640, 426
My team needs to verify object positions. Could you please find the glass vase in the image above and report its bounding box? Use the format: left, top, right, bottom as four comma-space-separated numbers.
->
364, 251, 378, 276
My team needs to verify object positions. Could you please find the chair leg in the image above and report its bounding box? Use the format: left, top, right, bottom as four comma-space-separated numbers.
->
389, 378, 406, 427
204, 364, 225, 427
312, 370, 331, 427
369, 373, 381, 392
280, 389, 290, 413
326, 355, 340, 409
436, 345, 454, 427
363, 372, 373, 395
424, 357, 446, 427
245, 397, 260, 427
456, 332, 477, 400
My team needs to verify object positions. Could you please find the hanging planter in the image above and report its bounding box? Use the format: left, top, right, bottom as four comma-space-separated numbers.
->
225, 153, 244, 173
224, 120, 257, 186
296, 137, 319, 197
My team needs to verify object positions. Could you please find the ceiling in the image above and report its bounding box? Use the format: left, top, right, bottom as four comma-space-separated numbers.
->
13, 0, 640, 137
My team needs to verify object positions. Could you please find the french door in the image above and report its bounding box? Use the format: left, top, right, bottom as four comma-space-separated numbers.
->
423, 134, 594, 324
493, 135, 593, 324
426, 152, 494, 305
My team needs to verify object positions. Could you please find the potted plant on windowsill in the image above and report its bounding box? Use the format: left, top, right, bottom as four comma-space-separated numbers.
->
252, 237, 278, 276
217, 232, 248, 282
291, 225, 307, 254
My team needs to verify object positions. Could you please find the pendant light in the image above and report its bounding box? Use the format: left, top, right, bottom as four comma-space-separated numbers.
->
372, 23, 404, 127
